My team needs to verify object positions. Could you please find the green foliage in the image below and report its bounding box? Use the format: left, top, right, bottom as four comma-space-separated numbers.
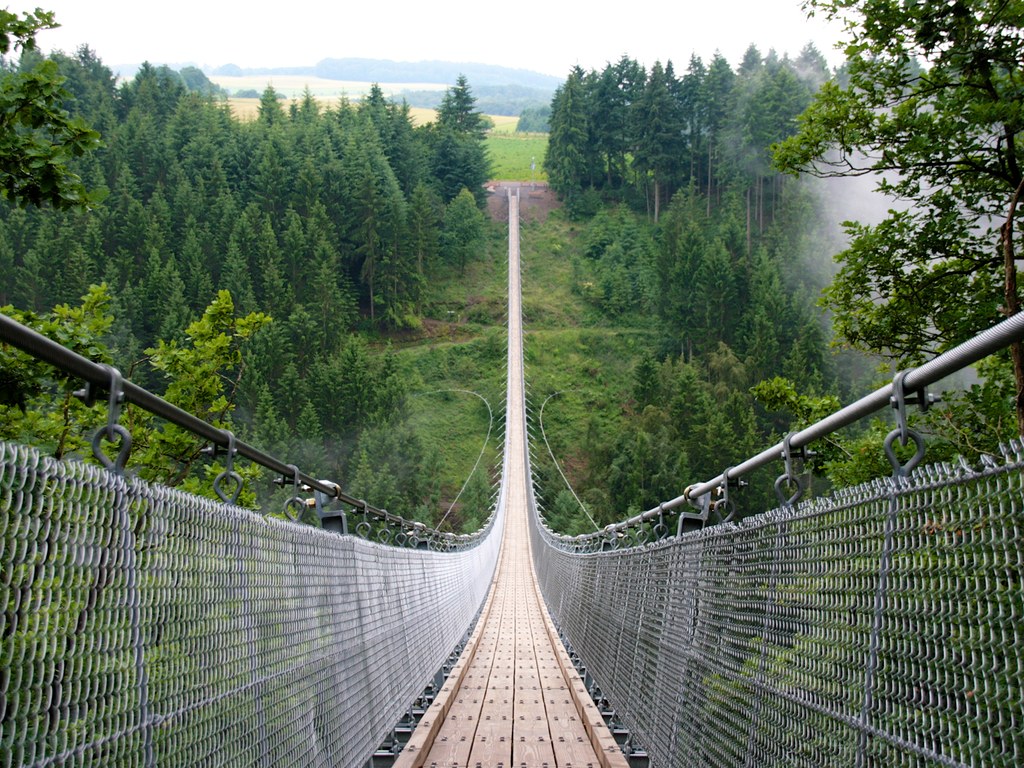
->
0, 284, 114, 457
544, 49, 824, 221
0, 10, 103, 209
749, 375, 853, 483
516, 105, 550, 133
437, 75, 488, 138
178, 66, 226, 98
430, 75, 491, 205
544, 66, 594, 214
576, 206, 657, 318
442, 187, 485, 274
773, 0, 1024, 432
1, 287, 269, 504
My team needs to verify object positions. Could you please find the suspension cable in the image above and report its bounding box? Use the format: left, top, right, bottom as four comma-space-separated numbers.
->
413, 389, 495, 530
537, 390, 600, 531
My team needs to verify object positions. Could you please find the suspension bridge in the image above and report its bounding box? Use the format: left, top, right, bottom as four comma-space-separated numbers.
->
1, 189, 1023, 767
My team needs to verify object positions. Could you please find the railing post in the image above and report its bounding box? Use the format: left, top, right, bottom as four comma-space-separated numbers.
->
121, 478, 154, 768
856, 486, 900, 765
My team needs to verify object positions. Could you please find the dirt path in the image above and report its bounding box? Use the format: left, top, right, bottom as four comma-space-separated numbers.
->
486, 181, 560, 224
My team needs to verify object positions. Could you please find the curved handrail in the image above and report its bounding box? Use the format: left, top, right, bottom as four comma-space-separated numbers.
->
532, 311, 1024, 551
0, 311, 498, 549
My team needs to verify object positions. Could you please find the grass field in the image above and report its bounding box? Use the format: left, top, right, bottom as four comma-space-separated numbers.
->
382, 209, 649, 513
487, 133, 547, 182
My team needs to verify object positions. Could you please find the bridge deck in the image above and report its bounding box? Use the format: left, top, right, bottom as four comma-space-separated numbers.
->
395, 192, 627, 768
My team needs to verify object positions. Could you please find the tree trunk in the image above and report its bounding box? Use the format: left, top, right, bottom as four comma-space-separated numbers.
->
745, 187, 751, 257
758, 175, 764, 233
706, 139, 713, 217
1002, 177, 1024, 435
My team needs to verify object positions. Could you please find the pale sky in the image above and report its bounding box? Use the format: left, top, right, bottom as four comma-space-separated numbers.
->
11, 0, 847, 79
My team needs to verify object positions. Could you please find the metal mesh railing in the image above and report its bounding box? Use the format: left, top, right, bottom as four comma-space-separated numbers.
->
0, 440, 504, 768
528, 442, 1024, 767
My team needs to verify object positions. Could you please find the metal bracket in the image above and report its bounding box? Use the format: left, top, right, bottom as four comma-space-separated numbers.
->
652, 506, 668, 539
885, 371, 928, 478
712, 468, 737, 523
81, 365, 131, 474
283, 464, 306, 522
774, 432, 806, 508
210, 430, 243, 505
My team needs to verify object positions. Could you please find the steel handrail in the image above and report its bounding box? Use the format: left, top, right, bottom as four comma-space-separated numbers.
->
0, 311, 382, 511
663, 311, 1024, 511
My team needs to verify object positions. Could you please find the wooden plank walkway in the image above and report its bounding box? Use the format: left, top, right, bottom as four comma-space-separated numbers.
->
395, 191, 628, 768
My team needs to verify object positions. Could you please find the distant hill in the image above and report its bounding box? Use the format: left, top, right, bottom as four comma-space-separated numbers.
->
210, 58, 560, 90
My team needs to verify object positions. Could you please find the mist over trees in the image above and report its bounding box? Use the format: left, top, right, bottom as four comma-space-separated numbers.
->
775, 0, 1024, 444
536, 23, 1022, 526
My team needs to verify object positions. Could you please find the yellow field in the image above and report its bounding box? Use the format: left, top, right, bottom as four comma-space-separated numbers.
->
209, 74, 449, 99
214, 74, 527, 129
226, 98, 439, 124
488, 115, 519, 133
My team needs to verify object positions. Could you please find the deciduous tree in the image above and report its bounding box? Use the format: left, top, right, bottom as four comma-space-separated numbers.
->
774, 0, 1024, 433
0, 9, 102, 209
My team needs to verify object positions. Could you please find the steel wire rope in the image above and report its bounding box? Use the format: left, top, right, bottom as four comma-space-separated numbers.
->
411, 388, 495, 531
536, 390, 600, 532
532, 310, 1024, 546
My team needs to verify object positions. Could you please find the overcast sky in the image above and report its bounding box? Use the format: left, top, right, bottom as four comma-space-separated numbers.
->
12, 0, 847, 79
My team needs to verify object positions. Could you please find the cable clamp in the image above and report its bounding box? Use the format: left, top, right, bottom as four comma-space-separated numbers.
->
885, 370, 928, 478
81, 365, 131, 474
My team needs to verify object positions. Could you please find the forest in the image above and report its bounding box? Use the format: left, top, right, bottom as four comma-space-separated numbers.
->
533, 0, 1024, 531
2, 0, 1021, 534
0, 31, 500, 523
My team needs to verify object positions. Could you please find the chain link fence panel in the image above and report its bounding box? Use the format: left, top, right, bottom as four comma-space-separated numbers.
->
0, 441, 503, 768
530, 443, 1024, 768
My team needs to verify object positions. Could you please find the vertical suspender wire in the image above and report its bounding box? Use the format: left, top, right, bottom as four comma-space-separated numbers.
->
856, 371, 927, 766
126, 481, 154, 767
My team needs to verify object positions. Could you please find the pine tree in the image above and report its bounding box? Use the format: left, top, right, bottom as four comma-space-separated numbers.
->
431, 76, 490, 204
437, 75, 487, 138
257, 84, 283, 126
544, 66, 594, 209
633, 61, 683, 221
443, 188, 485, 275
408, 182, 442, 281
